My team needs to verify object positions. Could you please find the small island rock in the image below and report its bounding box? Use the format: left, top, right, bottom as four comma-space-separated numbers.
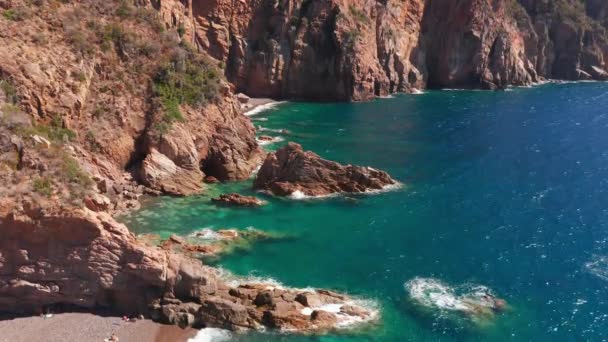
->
254, 142, 397, 197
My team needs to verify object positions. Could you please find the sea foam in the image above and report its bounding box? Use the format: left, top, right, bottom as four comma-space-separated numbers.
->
244, 101, 286, 116
257, 136, 285, 146
285, 182, 402, 201
187, 328, 232, 342
585, 255, 608, 281
405, 277, 500, 314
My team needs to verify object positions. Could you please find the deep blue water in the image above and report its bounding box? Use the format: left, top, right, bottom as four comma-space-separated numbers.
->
123, 82, 608, 341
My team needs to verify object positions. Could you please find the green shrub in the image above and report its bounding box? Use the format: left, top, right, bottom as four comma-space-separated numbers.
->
177, 23, 186, 37
115, 0, 134, 18
61, 153, 92, 187
2, 7, 30, 21
100, 22, 139, 58
152, 43, 220, 132
27, 116, 76, 142
349, 5, 369, 24
33, 177, 53, 197
72, 70, 87, 82
342, 29, 361, 50
66, 28, 96, 55
135, 7, 164, 32
85, 130, 102, 152
0, 80, 18, 104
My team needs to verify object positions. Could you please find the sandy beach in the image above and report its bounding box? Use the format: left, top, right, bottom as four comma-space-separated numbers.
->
0, 313, 197, 342
241, 97, 284, 116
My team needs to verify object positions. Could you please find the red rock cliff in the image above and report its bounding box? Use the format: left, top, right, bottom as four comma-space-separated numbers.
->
188, 0, 608, 100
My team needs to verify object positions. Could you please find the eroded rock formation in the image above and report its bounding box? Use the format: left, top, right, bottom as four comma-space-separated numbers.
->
254, 142, 397, 197
186, 0, 608, 99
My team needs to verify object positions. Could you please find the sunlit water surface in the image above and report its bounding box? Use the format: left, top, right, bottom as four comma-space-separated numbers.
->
122, 83, 608, 341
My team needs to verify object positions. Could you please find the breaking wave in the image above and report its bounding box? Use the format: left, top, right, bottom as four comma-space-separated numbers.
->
244, 101, 286, 116
187, 328, 232, 342
257, 136, 285, 146
585, 255, 608, 281
404, 277, 505, 319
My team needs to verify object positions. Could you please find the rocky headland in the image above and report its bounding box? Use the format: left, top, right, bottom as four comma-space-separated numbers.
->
0, 0, 607, 338
254, 143, 397, 197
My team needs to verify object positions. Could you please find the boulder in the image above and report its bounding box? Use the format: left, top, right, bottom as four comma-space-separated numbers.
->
83, 193, 111, 212
139, 149, 203, 196
254, 143, 397, 197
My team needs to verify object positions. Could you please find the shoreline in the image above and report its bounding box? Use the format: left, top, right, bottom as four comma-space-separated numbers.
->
0, 313, 197, 342
241, 97, 286, 116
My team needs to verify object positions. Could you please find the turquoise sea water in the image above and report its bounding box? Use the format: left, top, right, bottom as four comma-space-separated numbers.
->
122, 82, 608, 341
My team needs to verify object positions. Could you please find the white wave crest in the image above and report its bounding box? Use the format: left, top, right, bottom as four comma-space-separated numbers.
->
188, 227, 220, 240
244, 101, 286, 116
285, 182, 402, 201
411, 88, 425, 95
585, 255, 608, 281
405, 277, 502, 314
257, 136, 285, 146
188, 328, 232, 342
299, 300, 380, 328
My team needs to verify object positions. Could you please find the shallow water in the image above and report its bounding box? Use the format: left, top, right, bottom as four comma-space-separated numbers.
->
122, 82, 608, 341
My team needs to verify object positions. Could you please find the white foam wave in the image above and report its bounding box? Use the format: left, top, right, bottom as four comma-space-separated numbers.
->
411, 88, 425, 95
257, 136, 285, 146
376, 94, 394, 99
298, 300, 380, 328
405, 277, 500, 314
187, 328, 232, 342
257, 126, 289, 134
287, 190, 334, 200
285, 182, 402, 201
214, 267, 289, 290
244, 101, 286, 116
585, 255, 608, 281
188, 227, 220, 240
363, 182, 403, 195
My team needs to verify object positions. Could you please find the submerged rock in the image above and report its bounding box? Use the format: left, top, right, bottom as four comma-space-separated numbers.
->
211, 193, 266, 207
253, 142, 397, 197
258, 135, 275, 142
164, 228, 275, 258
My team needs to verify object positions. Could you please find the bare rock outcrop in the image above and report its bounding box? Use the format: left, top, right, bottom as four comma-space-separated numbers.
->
0, 208, 375, 332
254, 143, 397, 197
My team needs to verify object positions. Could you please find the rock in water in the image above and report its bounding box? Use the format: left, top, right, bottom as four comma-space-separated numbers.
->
211, 193, 265, 207
253, 142, 397, 197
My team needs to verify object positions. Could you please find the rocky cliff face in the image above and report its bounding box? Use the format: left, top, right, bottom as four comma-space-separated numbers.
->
0, 206, 374, 331
0, 0, 263, 201
190, 0, 608, 100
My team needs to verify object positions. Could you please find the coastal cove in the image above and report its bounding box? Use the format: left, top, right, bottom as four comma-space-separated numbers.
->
122, 82, 608, 341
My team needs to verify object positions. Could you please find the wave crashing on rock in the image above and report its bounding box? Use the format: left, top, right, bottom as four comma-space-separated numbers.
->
404, 277, 506, 322
187, 328, 232, 342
